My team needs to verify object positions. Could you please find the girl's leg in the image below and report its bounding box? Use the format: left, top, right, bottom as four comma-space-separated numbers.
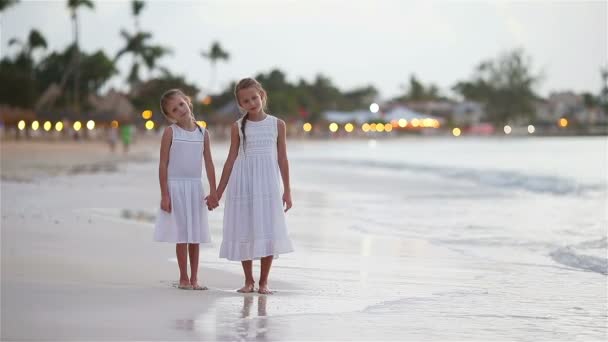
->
188, 243, 204, 289
176, 243, 190, 288
241, 296, 253, 318
258, 256, 274, 294
237, 260, 255, 293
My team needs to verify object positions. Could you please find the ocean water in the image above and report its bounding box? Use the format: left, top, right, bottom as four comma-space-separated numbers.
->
3, 136, 605, 341
197, 136, 607, 341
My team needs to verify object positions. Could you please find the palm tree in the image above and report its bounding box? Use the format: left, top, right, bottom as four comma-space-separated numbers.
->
115, 30, 170, 88
67, 0, 94, 112
0, 0, 19, 11
201, 41, 229, 94
131, 0, 145, 32
115, 1, 170, 91
28, 30, 48, 53
8, 29, 47, 77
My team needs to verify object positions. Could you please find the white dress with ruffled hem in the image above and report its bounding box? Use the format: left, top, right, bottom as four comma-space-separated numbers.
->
219, 115, 294, 261
154, 124, 211, 243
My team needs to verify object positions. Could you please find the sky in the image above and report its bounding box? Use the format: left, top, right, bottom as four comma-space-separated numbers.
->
1, 0, 606, 100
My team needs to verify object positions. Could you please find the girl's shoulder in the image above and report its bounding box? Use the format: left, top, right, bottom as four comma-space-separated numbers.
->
271, 114, 285, 124
259, 114, 279, 124
162, 124, 174, 136
160, 125, 174, 145
268, 114, 284, 127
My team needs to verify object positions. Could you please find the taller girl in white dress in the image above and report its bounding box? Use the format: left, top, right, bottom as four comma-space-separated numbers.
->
217, 78, 294, 294
154, 89, 219, 291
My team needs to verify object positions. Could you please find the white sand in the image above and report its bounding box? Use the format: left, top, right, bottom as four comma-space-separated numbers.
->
1, 138, 606, 341
0, 139, 443, 340
2, 139, 296, 340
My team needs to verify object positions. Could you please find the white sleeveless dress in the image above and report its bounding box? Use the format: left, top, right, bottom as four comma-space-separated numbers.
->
154, 124, 211, 243
219, 115, 294, 261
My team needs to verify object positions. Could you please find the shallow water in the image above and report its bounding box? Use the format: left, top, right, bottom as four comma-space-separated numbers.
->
188, 136, 608, 340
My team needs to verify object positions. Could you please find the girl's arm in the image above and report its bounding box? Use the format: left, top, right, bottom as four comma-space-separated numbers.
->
277, 119, 292, 212
216, 122, 240, 201
159, 127, 172, 212
203, 130, 219, 209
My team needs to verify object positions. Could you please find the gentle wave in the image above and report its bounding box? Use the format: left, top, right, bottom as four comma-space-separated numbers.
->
549, 238, 608, 275
298, 158, 604, 195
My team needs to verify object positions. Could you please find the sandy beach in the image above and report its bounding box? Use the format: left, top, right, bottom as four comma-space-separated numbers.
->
1, 136, 607, 341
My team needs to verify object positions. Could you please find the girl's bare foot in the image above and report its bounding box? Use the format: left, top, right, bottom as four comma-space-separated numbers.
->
237, 282, 255, 293
258, 282, 273, 295
190, 279, 208, 290
178, 278, 192, 290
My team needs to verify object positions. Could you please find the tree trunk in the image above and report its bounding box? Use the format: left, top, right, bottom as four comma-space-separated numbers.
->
73, 13, 80, 115
210, 60, 217, 94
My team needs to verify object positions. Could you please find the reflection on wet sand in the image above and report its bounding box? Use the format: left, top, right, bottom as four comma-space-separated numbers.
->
195, 294, 270, 341
237, 295, 268, 341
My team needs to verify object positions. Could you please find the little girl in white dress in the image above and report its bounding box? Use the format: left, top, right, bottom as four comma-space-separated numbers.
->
154, 89, 219, 290
217, 78, 294, 294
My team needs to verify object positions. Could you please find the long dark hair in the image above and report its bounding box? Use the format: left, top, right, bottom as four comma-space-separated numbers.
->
234, 78, 267, 150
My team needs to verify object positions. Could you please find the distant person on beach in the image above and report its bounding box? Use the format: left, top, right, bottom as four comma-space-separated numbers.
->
216, 78, 294, 294
120, 123, 134, 153
154, 89, 219, 290
108, 126, 118, 152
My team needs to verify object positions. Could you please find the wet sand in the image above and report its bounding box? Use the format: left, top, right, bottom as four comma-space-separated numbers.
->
2, 137, 606, 341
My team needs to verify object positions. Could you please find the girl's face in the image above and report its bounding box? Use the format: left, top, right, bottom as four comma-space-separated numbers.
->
165, 95, 191, 123
237, 87, 264, 115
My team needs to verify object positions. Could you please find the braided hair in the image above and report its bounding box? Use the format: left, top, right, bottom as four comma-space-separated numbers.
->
234, 78, 267, 150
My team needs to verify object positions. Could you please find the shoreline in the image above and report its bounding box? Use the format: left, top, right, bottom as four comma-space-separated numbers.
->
1, 135, 606, 341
